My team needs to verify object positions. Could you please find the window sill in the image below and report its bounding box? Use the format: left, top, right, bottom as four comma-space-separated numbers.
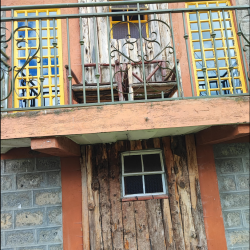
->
121, 194, 168, 202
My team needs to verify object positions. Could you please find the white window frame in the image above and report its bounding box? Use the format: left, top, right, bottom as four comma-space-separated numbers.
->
121, 149, 167, 198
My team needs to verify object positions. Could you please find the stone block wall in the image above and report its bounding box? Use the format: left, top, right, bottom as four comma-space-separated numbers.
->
1, 157, 63, 250
214, 143, 249, 250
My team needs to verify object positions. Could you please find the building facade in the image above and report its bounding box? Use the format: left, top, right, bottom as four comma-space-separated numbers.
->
1, 0, 249, 250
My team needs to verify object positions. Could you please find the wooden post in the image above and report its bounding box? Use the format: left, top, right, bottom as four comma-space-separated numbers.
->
115, 59, 124, 101
185, 134, 208, 250
81, 146, 90, 250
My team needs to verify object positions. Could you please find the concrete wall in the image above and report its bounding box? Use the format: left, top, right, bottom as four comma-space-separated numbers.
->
214, 143, 249, 250
1, 157, 63, 250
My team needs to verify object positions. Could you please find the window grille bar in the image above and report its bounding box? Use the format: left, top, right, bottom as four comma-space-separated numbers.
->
11, 9, 14, 108
53, 18, 58, 106
93, 17, 100, 103
196, 10, 209, 95
141, 154, 146, 194
182, 11, 195, 96
80, 17, 86, 104
39, 19, 44, 106
209, 10, 223, 95
137, 3, 148, 100
170, 12, 181, 97
66, 18, 72, 105
235, 9, 250, 92
107, 16, 115, 103
222, 9, 236, 94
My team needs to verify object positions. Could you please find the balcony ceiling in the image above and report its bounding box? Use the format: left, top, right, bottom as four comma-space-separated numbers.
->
1, 125, 209, 154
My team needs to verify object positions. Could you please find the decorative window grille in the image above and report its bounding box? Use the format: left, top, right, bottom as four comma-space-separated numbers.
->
110, 4, 149, 39
121, 150, 167, 198
186, 0, 247, 96
14, 9, 64, 108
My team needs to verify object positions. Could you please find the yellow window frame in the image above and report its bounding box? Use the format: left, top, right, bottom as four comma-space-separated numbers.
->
186, 0, 247, 96
14, 9, 65, 108
109, 5, 149, 39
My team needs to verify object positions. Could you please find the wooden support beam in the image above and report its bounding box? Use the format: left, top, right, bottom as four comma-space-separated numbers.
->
31, 137, 80, 157
196, 124, 250, 145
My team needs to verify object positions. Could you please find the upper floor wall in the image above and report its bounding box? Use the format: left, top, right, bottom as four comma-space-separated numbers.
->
1, 0, 249, 113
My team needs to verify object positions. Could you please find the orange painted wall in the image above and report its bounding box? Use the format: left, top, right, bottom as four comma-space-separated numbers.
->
1, 148, 83, 250
196, 144, 228, 250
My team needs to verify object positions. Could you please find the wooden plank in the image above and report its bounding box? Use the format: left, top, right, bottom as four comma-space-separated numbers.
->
134, 201, 151, 250
97, 144, 112, 250
87, 145, 103, 250
108, 142, 124, 250
171, 136, 197, 250
146, 199, 166, 250
162, 137, 185, 250
81, 146, 90, 250
185, 134, 208, 250
72, 84, 118, 91
131, 140, 151, 250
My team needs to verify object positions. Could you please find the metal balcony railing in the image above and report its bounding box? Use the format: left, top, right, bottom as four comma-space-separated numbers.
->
1, 0, 249, 112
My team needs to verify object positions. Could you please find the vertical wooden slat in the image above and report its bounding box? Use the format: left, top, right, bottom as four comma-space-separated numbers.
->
81, 146, 90, 250
88, 145, 103, 250
108, 142, 124, 250
185, 135, 208, 250
162, 137, 185, 250
98, 144, 112, 249
171, 136, 197, 250
132, 140, 151, 250
146, 199, 166, 250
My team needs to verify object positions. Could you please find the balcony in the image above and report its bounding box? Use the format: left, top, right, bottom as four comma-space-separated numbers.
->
1, 0, 249, 112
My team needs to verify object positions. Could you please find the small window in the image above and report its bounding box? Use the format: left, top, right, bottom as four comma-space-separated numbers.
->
110, 4, 148, 39
121, 150, 167, 198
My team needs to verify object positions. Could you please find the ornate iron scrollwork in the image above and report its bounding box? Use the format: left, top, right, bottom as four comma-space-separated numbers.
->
109, 19, 176, 97
1, 26, 41, 104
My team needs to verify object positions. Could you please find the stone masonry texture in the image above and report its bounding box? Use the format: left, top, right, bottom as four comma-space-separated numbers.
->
214, 143, 249, 250
1, 157, 63, 250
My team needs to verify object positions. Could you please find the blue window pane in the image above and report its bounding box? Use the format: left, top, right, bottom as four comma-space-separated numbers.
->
231, 59, 237, 67
197, 71, 204, 79
215, 40, 223, 47
218, 60, 226, 67
28, 12, 36, 16
28, 21, 36, 28
39, 12, 47, 16
17, 13, 25, 17
205, 51, 214, 58
215, 31, 222, 38
51, 58, 59, 65
52, 77, 59, 85
43, 68, 49, 75
212, 12, 219, 19
42, 21, 47, 28
235, 79, 242, 87
198, 4, 206, 8
43, 78, 49, 85
19, 79, 26, 86
196, 61, 202, 69
42, 30, 47, 37
49, 11, 57, 15
28, 30, 36, 38
51, 48, 58, 56
192, 32, 199, 40
29, 49, 37, 56
29, 59, 37, 66
51, 67, 59, 75
18, 31, 25, 38
202, 32, 210, 39
28, 40, 36, 47
43, 87, 50, 96
220, 70, 228, 77
43, 58, 48, 65
18, 59, 26, 67
201, 22, 209, 30
29, 68, 37, 76
52, 87, 60, 94
209, 81, 218, 89
204, 41, 212, 48
189, 14, 197, 21
43, 49, 48, 56
42, 39, 48, 46
18, 22, 25, 28
200, 13, 208, 20
44, 98, 50, 106
191, 23, 198, 30
50, 29, 57, 37
206, 60, 215, 68
50, 20, 57, 27
29, 78, 38, 87
193, 42, 200, 49
194, 51, 201, 59
207, 70, 217, 78
188, 5, 196, 8
17, 41, 26, 48
53, 97, 60, 105
19, 88, 26, 97
18, 50, 26, 57
213, 21, 220, 29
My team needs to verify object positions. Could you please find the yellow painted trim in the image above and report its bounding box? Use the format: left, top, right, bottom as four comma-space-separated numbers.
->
186, 0, 247, 96
14, 9, 65, 108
